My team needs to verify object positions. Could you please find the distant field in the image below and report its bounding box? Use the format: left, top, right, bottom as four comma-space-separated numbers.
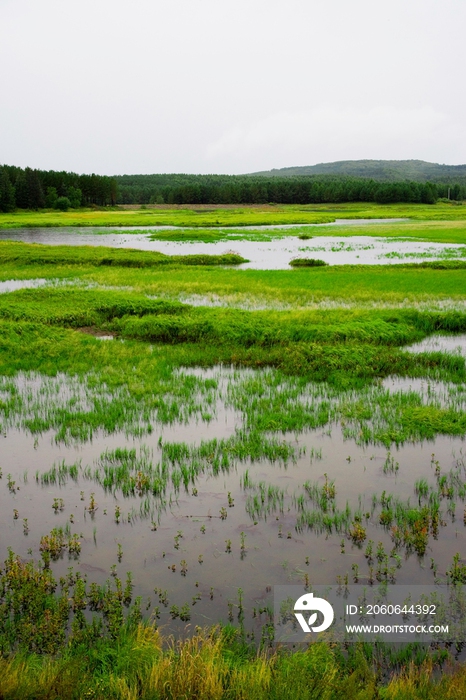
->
0, 207, 335, 229
0, 201, 465, 230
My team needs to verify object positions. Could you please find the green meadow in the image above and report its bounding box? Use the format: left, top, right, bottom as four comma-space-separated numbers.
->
0, 200, 466, 233
1, 240, 465, 309
1, 208, 466, 699
0, 206, 335, 229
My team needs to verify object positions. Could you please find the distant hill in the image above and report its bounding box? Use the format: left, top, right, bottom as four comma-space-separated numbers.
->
249, 160, 466, 182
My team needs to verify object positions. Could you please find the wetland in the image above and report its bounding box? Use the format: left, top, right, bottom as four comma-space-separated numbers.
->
1, 202, 466, 698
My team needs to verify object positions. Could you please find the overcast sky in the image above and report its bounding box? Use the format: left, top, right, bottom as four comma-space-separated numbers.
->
1, 0, 465, 175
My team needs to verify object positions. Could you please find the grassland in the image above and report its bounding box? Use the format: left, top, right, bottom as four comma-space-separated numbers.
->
0, 241, 246, 267
1, 240, 465, 310
1, 215, 466, 698
0, 207, 335, 229
0, 200, 466, 232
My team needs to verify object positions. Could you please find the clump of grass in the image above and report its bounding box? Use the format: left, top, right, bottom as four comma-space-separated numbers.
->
289, 257, 328, 267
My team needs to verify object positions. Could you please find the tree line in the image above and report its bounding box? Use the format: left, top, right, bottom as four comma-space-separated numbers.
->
0, 165, 117, 212
113, 173, 466, 206
1, 165, 465, 213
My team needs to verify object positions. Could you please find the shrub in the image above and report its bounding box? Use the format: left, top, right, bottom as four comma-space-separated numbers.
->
55, 196, 72, 211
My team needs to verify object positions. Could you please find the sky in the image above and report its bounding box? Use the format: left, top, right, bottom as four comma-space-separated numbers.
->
1, 0, 465, 175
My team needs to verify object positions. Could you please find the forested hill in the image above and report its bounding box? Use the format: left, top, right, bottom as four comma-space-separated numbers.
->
250, 160, 466, 182
1, 162, 466, 212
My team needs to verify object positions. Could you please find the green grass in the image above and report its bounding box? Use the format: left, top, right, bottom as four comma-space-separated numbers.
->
0, 240, 465, 444
0, 237, 466, 700
2, 227, 466, 695
1, 201, 466, 232
0, 241, 246, 267
145, 219, 466, 245
71, 265, 466, 310
1, 241, 465, 310
0, 547, 461, 699
0, 305, 465, 444
289, 258, 328, 267
306, 219, 466, 245
289, 201, 466, 222
1, 597, 462, 699
0, 207, 335, 229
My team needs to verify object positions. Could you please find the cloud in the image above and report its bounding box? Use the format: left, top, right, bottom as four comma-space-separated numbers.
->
205, 106, 457, 170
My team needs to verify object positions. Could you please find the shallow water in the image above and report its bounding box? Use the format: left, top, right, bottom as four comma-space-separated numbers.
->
0, 278, 49, 293
1, 226, 464, 269
405, 333, 466, 358
2, 364, 466, 634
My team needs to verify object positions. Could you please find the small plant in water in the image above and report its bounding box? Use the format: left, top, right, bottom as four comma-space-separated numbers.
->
88, 493, 97, 514
179, 602, 191, 622
52, 498, 65, 513
240, 531, 246, 550
349, 521, 366, 545
365, 540, 374, 562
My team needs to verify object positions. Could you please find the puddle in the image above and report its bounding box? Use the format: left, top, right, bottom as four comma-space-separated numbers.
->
78, 328, 115, 340
404, 333, 466, 358
0, 278, 49, 293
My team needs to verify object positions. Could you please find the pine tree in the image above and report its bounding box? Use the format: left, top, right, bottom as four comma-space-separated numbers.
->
0, 167, 16, 212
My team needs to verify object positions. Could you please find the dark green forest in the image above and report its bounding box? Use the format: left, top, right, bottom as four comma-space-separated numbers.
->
113, 172, 465, 205
0, 165, 117, 212
1, 162, 466, 212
